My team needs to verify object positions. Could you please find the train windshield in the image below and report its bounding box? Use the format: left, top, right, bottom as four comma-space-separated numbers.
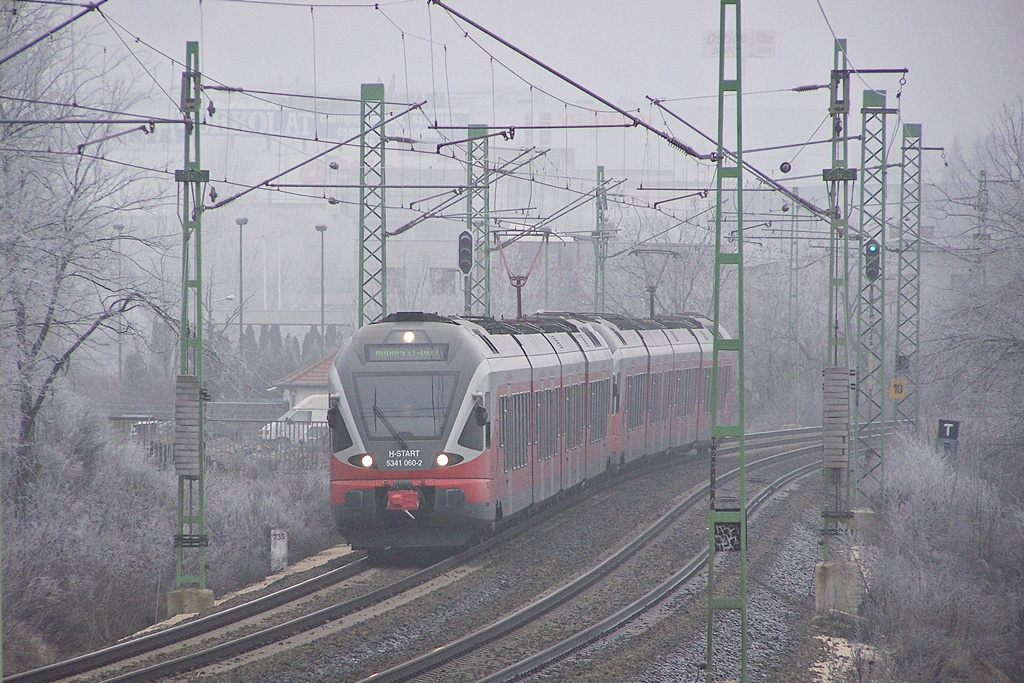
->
352, 372, 459, 440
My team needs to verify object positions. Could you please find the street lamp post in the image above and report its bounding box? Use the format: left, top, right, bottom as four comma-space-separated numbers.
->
235, 218, 248, 352
205, 294, 236, 338
315, 224, 327, 355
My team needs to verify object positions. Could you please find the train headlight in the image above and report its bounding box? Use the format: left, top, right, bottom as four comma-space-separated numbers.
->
402, 330, 416, 343
434, 453, 463, 467
347, 453, 377, 468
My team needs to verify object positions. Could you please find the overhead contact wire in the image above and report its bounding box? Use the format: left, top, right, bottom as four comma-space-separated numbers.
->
429, 0, 711, 160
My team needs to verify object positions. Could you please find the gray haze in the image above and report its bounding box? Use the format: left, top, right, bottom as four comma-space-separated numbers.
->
102, 0, 1024, 158
71, 0, 1024, 326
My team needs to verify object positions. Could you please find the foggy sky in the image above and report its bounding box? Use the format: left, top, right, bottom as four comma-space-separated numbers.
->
92, 0, 1024, 162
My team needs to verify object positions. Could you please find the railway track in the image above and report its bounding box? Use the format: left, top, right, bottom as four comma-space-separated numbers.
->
356, 442, 821, 682
476, 459, 821, 682
6, 427, 820, 683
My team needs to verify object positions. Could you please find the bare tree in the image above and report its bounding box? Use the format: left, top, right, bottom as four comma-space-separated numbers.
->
0, 6, 171, 504
604, 212, 715, 318
925, 98, 1024, 478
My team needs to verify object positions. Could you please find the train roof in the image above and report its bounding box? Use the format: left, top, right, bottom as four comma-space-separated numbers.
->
380, 311, 459, 325
375, 311, 711, 336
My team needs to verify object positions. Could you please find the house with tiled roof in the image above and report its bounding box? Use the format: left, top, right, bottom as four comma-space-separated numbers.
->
271, 349, 341, 408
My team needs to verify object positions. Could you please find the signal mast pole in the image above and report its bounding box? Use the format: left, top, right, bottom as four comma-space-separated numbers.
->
820, 39, 855, 557
466, 125, 491, 316
358, 83, 387, 327
894, 124, 923, 430
706, 1, 747, 679
854, 89, 895, 508
169, 41, 213, 614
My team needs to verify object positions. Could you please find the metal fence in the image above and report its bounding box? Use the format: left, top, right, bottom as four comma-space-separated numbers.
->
111, 417, 329, 471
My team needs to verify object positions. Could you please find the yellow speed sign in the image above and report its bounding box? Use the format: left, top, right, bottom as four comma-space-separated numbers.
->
890, 378, 906, 399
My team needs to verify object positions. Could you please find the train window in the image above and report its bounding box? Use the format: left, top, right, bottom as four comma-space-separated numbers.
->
676, 367, 698, 418
499, 395, 509, 470
692, 368, 700, 417
578, 383, 585, 447
353, 372, 459, 440
563, 387, 572, 449
535, 392, 547, 460
548, 388, 559, 456
625, 373, 648, 431
458, 407, 485, 451
718, 365, 732, 413
515, 392, 530, 469
501, 391, 530, 471
564, 382, 584, 450
674, 370, 685, 418
589, 378, 610, 442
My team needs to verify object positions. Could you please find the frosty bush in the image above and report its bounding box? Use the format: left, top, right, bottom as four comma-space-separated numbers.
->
861, 435, 1024, 681
204, 448, 333, 594
1, 390, 335, 673
2, 391, 177, 665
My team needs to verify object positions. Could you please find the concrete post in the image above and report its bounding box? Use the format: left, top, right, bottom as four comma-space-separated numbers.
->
271, 528, 289, 574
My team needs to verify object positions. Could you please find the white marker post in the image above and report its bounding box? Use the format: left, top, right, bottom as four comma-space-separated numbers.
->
270, 529, 288, 574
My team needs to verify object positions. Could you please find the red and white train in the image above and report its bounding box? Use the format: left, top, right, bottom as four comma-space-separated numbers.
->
327, 311, 733, 552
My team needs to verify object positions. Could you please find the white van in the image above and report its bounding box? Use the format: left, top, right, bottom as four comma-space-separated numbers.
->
260, 394, 330, 446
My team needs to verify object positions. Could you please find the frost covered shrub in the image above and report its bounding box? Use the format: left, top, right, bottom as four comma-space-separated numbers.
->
203, 448, 332, 596
2, 392, 177, 668
2, 392, 335, 672
861, 435, 1024, 682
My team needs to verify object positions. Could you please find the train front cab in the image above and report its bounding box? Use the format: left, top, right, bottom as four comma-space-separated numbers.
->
327, 317, 500, 548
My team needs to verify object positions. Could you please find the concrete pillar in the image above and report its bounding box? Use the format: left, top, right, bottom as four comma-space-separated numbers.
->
814, 561, 864, 614
167, 587, 214, 617
850, 508, 878, 540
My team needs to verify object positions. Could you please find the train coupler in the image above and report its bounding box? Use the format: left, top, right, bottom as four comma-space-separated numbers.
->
386, 481, 421, 513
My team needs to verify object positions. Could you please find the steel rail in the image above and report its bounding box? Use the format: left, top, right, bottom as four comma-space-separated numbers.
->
358, 442, 821, 683
5, 557, 371, 683
478, 460, 822, 682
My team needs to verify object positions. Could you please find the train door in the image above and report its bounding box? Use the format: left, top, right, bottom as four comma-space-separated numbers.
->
562, 377, 582, 489
533, 374, 559, 504
650, 366, 665, 454
495, 380, 510, 513
571, 376, 585, 486
499, 376, 533, 516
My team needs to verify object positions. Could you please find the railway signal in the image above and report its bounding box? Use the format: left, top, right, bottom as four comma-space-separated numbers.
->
458, 230, 473, 274
937, 419, 960, 458
864, 238, 881, 281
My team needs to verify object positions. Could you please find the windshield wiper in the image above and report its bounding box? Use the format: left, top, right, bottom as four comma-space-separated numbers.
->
373, 392, 410, 450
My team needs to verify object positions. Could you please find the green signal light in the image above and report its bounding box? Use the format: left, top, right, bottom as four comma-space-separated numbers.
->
864, 239, 881, 282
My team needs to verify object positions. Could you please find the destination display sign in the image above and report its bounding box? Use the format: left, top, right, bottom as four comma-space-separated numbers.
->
365, 343, 449, 362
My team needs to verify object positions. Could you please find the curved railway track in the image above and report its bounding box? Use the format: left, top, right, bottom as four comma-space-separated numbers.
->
357, 442, 821, 683
6, 427, 821, 683
475, 459, 821, 683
